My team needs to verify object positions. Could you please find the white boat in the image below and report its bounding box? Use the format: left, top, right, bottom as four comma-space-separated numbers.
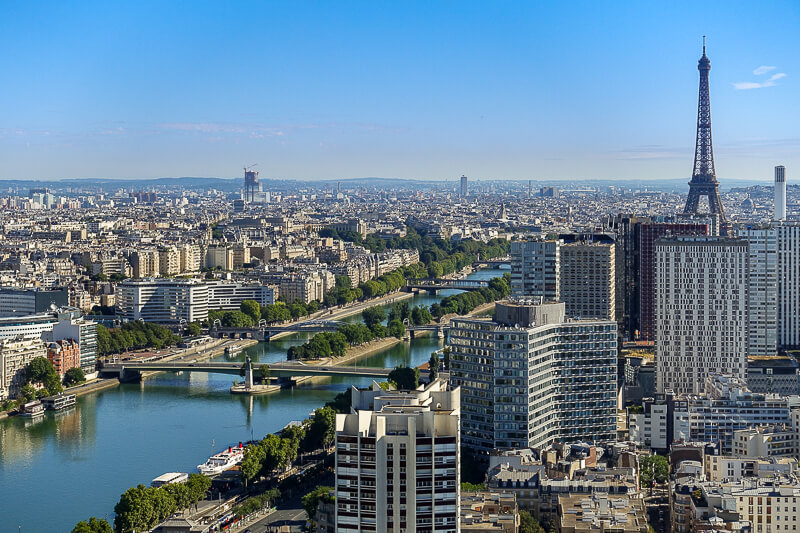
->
197, 443, 244, 475
19, 400, 45, 418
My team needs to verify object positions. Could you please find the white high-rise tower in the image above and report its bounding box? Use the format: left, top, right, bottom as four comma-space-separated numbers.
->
775, 165, 786, 221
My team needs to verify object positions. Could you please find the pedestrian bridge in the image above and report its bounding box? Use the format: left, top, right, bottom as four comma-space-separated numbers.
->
404, 278, 489, 292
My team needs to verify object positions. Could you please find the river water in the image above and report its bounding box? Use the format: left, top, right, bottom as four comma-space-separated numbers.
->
0, 268, 504, 531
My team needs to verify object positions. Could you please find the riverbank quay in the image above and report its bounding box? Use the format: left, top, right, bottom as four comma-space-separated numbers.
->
265, 290, 414, 341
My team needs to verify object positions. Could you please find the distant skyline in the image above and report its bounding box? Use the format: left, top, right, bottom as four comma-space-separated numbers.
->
1, 1, 798, 182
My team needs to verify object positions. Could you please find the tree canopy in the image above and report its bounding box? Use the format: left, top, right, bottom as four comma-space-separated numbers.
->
25, 357, 62, 395
72, 517, 113, 533
63, 367, 86, 387
639, 454, 669, 487
388, 366, 420, 390
113, 474, 210, 533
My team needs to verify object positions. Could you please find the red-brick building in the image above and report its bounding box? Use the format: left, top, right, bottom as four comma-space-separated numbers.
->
47, 339, 80, 376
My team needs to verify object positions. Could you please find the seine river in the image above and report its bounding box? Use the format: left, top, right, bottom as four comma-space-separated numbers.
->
0, 268, 503, 531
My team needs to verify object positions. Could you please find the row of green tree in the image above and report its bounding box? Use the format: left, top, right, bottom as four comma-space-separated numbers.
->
205, 299, 322, 329
287, 274, 508, 362
231, 488, 281, 518
288, 331, 348, 360
287, 305, 407, 360
240, 407, 337, 485
97, 321, 182, 356
322, 231, 509, 307
430, 273, 511, 318
359, 226, 510, 269
112, 474, 211, 533
387, 301, 433, 326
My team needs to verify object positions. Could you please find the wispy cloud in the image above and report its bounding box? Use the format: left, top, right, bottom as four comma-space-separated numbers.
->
734, 68, 787, 90
753, 65, 776, 75
613, 145, 686, 160
157, 122, 285, 137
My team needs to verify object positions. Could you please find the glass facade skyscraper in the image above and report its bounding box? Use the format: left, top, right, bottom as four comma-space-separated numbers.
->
449, 301, 617, 454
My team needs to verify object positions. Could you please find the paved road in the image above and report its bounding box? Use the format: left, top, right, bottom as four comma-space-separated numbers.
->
245, 497, 308, 533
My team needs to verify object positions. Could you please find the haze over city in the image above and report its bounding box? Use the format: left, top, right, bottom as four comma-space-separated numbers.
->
1, 0, 798, 182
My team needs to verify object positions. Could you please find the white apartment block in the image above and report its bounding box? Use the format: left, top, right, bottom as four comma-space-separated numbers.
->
205, 245, 233, 271
777, 223, 800, 348
559, 242, 615, 321
450, 301, 617, 454
335, 380, 460, 533
742, 227, 778, 356
726, 477, 800, 532
91, 258, 131, 277
704, 456, 797, 483
510, 239, 560, 301
0, 337, 47, 401
655, 236, 749, 395
733, 426, 799, 460
116, 279, 210, 324
206, 281, 275, 310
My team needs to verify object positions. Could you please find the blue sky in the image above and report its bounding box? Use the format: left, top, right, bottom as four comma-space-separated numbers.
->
0, 1, 798, 182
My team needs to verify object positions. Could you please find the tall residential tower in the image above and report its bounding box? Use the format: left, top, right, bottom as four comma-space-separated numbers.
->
450, 301, 617, 454
775, 165, 787, 221
654, 236, 748, 394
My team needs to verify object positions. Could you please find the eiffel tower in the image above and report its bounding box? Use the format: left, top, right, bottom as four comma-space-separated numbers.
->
683, 38, 727, 223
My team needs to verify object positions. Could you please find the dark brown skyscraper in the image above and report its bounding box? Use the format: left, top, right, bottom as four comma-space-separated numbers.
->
684, 39, 726, 222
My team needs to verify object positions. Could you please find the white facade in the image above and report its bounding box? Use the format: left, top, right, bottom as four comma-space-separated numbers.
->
732, 426, 799, 459
655, 237, 749, 395
206, 281, 275, 310
510, 239, 561, 301
559, 242, 615, 321
335, 380, 460, 533
0, 314, 59, 341
742, 227, 778, 356
116, 279, 209, 324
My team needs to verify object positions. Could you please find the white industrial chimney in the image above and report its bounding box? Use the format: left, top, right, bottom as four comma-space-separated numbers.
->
775, 165, 786, 221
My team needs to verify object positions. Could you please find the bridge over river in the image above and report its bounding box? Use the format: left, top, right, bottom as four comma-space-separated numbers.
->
99, 358, 394, 394
209, 319, 344, 340
404, 278, 489, 293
